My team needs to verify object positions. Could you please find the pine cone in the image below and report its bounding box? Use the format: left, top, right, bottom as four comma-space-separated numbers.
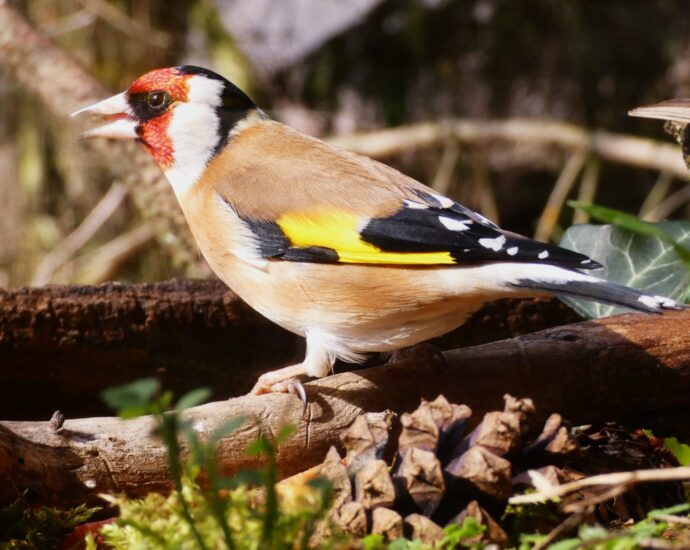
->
315, 395, 686, 546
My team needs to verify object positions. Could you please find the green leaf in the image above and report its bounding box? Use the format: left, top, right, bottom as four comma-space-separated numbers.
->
569, 202, 690, 269
175, 388, 211, 411
559, 220, 690, 318
361, 534, 385, 550
307, 477, 333, 495
276, 423, 295, 444
245, 436, 270, 457
662, 437, 690, 466
232, 469, 264, 487
547, 539, 585, 550
647, 502, 690, 517
440, 517, 486, 548
389, 539, 426, 550
100, 378, 160, 415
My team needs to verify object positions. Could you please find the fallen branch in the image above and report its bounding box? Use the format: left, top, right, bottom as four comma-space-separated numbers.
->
1, 309, 689, 506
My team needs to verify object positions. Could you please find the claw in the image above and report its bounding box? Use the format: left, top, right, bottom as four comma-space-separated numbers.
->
249, 373, 309, 414
287, 378, 309, 415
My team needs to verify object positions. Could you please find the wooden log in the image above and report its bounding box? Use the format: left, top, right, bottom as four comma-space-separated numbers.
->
0, 279, 303, 419
0, 279, 578, 420
1, 310, 689, 506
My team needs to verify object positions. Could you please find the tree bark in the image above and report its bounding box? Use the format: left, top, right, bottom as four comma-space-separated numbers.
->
2, 309, 688, 506
0, 279, 578, 420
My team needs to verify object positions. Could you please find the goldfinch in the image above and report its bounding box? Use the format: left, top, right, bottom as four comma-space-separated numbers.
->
73, 66, 684, 399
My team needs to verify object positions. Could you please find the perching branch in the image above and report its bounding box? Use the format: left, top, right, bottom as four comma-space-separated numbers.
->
1, 308, 689, 506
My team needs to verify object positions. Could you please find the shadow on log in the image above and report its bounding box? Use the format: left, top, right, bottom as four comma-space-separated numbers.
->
1, 309, 688, 506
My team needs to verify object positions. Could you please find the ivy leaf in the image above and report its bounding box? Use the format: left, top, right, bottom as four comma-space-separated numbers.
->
559, 221, 690, 318
569, 201, 690, 270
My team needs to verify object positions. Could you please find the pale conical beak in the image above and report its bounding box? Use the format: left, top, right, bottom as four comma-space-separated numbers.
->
629, 99, 690, 124
71, 91, 139, 140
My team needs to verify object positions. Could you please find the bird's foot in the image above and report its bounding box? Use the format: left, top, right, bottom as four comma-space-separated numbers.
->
249, 365, 309, 412
386, 343, 447, 367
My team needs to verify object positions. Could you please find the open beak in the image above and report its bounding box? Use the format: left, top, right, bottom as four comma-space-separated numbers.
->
71, 91, 139, 140
629, 99, 690, 124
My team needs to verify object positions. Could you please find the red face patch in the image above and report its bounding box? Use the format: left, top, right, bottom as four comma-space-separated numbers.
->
128, 68, 193, 170
138, 111, 175, 168
129, 67, 191, 101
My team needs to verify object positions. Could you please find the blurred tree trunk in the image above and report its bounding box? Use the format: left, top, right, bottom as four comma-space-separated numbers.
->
0, 142, 19, 285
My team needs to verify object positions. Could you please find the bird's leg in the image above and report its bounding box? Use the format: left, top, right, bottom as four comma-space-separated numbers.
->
250, 363, 309, 396
249, 334, 336, 407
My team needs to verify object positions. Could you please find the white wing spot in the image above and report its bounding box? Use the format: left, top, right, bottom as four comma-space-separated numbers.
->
475, 212, 495, 226
404, 199, 428, 209
638, 295, 659, 309
432, 193, 454, 209
581, 259, 591, 264
438, 216, 472, 231
538, 250, 549, 259
478, 235, 506, 251
637, 294, 678, 309
507, 246, 519, 256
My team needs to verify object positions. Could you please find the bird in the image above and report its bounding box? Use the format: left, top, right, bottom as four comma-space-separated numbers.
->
72, 66, 685, 402
629, 99, 690, 166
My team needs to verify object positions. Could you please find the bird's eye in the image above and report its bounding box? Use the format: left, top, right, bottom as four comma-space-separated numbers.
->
147, 91, 170, 110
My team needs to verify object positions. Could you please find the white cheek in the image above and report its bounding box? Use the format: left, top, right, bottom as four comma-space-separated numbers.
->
164, 103, 219, 198
187, 76, 224, 105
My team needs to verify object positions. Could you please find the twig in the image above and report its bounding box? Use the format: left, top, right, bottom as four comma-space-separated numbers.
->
640, 171, 674, 220
431, 139, 460, 196
472, 155, 500, 225
572, 158, 601, 225
509, 466, 690, 505
650, 514, 690, 525
328, 118, 688, 179
31, 182, 128, 286
73, 0, 171, 48
643, 183, 690, 222
533, 511, 588, 550
562, 484, 628, 513
71, 222, 157, 284
534, 148, 588, 241
40, 9, 96, 36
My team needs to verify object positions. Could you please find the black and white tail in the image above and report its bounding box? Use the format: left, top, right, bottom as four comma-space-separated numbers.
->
504, 264, 686, 313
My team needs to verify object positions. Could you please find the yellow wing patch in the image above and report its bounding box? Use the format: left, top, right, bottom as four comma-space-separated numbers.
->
276, 208, 454, 265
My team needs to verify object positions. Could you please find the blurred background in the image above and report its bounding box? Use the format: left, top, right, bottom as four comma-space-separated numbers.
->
1, 0, 690, 288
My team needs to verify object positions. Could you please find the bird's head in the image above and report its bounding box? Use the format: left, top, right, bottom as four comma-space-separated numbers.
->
73, 66, 257, 195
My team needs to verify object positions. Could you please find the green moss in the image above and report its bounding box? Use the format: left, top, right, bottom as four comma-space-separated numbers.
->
0, 493, 98, 549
